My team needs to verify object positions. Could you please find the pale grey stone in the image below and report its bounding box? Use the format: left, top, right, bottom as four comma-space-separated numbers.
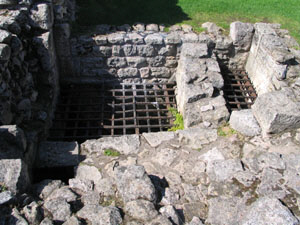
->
62, 216, 83, 225
0, 191, 13, 205
207, 71, 224, 89
256, 168, 286, 199
182, 33, 199, 43
199, 147, 225, 163
123, 45, 137, 56
182, 183, 201, 202
177, 127, 217, 149
187, 217, 204, 225
150, 67, 170, 77
169, 25, 181, 31
146, 24, 159, 31
182, 24, 193, 33
0, 43, 11, 61
182, 202, 207, 222
46, 186, 77, 203
125, 200, 158, 221
137, 45, 156, 57
153, 148, 180, 167
146, 215, 173, 225
107, 33, 125, 44
145, 33, 164, 45
0, 159, 30, 193
229, 109, 261, 136
114, 165, 156, 202
81, 191, 100, 205
75, 164, 102, 191
93, 35, 107, 45
181, 43, 208, 58
252, 90, 300, 134
40, 218, 54, 225
148, 56, 166, 67
127, 56, 147, 67
202, 22, 223, 35
133, 23, 145, 32
173, 159, 206, 183
77, 205, 122, 225
143, 131, 175, 148
23, 201, 42, 225
34, 179, 63, 200
0, 0, 17, 5
127, 33, 144, 44
283, 154, 300, 195
37, 141, 79, 168
107, 57, 127, 68
0, 29, 12, 43
165, 32, 182, 44
44, 198, 71, 222
165, 58, 177, 68
233, 170, 257, 187
139, 67, 150, 78
112, 45, 123, 56
158, 45, 177, 56
230, 21, 254, 51
81, 134, 140, 155
207, 196, 247, 225
9, 208, 28, 225
118, 68, 138, 77
30, 3, 54, 30
242, 197, 299, 225
160, 188, 180, 205
207, 159, 243, 182
96, 178, 115, 196
69, 178, 94, 194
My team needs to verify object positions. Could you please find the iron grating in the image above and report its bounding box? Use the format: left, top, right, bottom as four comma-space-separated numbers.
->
48, 82, 177, 143
222, 70, 257, 111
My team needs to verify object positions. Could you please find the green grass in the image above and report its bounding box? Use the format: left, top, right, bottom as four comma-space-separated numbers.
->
103, 149, 120, 157
168, 107, 184, 131
75, 0, 300, 43
217, 123, 237, 137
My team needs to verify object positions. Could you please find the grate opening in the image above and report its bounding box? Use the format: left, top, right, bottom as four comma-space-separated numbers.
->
48, 82, 177, 143
222, 69, 257, 112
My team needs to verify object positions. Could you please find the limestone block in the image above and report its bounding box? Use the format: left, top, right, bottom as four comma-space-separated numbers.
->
30, 3, 54, 30
123, 45, 137, 56
0, 159, 30, 193
182, 33, 199, 43
37, 141, 79, 168
229, 109, 261, 136
93, 46, 112, 57
242, 197, 299, 225
126, 33, 144, 44
142, 131, 176, 148
125, 200, 158, 221
181, 43, 209, 58
145, 33, 164, 45
107, 32, 125, 44
148, 56, 165, 67
126, 57, 147, 68
117, 68, 138, 77
165, 32, 182, 44
93, 35, 107, 45
230, 21, 254, 51
252, 90, 300, 134
137, 45, 156, 57
202, 22, 223, 36
0, 29, 12, 44
150, 67, 170, 78
107, 57, 127, 68
0, 0, 17, 5
146, 24, 159, 32
43, 198, 71, 222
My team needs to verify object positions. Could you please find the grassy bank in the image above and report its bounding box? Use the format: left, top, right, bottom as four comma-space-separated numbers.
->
75, 0, 300, 43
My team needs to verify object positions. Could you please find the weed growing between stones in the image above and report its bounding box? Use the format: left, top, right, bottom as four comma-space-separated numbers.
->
0, 182, 7, 192
168, 107, 184, 131
217, 122, 237, 137
104, 149, 121, 157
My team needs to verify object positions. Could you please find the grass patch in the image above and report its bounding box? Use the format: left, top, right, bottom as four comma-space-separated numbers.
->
75, 0, 300, 43
103, 149, 120, 157
217, 123, 237, 137
168, 107, 184, 131
0, 183, 7, 192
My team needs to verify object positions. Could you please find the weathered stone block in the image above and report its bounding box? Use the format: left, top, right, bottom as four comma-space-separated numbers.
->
148, 56, 165, 67
165, 32, 182, 44
126, 33, 144, 44
145, 33, 164, 45
93, 46, 112, 57
0, 29, 12, 44
123, 44, 137, 56
252, 90, 300, 134
0, 0, 17, 5
30, 3, 54, 30
137, 45, 156, 57
150, 67, 170, 78
181, 43, 209, 58
146, 24, 159, 32
229, 109, 261, 136
107, 57, 127, 68
117, 68, 138, 77
230, 21, 254, 51
107, 32, 125, 44
93, 35, 107, 45
36, 141, 79, 168
126, 57, 147, 68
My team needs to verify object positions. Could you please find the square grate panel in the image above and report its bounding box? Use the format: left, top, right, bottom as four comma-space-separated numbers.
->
223, 70, 257, 111
48, 82, 177, 143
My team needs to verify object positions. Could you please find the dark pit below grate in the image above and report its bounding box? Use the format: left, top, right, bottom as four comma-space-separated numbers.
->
48, 82, 177, 143
222, 69, 257, 112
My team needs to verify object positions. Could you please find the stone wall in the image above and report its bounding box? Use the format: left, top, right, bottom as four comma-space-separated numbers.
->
68, 24, 202, 82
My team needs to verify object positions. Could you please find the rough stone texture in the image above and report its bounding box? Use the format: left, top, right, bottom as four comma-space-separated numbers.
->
230, 21, 254, 51
37, 141, 79, 168
81, 135, 140, 156
125, 200, 158, 221
0, 159, 30, 193
142, 131, 176, 148
30, 3, 54, 30
77, 205, 122, 225
242, 197, 299, 225
114, 165, 156, 202
252, 90, 300, 134
75, 164, 102, 192
0, 191, 13, 205
23, 201, 42, 225
43, 198, 71, 222
34, 179, 63, 200
229, 109, 261, 136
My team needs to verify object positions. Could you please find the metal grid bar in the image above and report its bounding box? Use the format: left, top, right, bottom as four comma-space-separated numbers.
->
48, 82, 177, 143
222, 70, 257, 111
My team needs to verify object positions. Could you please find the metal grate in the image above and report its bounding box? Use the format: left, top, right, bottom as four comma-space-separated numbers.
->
223, 70, 257, 111
48, 82, 177, 143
